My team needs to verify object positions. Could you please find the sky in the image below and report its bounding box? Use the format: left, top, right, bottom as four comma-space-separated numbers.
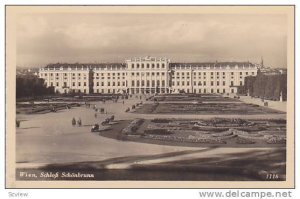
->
16, 13, 287, 68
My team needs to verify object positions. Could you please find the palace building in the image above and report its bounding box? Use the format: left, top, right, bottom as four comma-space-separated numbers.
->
39, 56, 258, 94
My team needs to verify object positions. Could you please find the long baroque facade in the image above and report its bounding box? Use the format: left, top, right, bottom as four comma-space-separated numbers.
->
39, 56, 258, 94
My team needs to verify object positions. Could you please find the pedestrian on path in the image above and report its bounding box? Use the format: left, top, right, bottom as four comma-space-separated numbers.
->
72, 117, 76, 126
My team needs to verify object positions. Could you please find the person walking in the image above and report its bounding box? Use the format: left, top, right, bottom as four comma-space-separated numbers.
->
77, 118, 82, 126
72, 117, 76, 126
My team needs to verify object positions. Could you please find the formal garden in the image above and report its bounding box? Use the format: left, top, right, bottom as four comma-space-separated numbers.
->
98, 117, 286, 147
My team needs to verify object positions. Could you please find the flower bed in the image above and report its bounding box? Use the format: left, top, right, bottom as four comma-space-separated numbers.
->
236, 137, 256, 144
144, 129, 173, 135
151, 118, 171, 123
266, 136, 286, 144
121, 119, 144, 135
144, 134, 226, 144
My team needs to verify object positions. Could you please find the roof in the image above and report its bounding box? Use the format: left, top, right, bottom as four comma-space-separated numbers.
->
43, 63, 126, 70
170, 62, 256, 69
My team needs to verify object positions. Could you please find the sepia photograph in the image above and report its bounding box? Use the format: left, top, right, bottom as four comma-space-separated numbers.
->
5, 5, 295, 188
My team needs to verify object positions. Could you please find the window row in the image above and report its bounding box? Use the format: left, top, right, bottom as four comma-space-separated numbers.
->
176, 71, 255, 76
172, 81, 243, 86
131, 72, 166, 76
131, 63, 165, 69
94, 82, 126, 87
48, 82, 88, 87
131, 80, 166, 87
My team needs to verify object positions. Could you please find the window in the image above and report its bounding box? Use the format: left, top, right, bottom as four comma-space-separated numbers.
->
147, 64, 150, 68
162, 80, 165, 87
108, 82, 110, 86
132, 80, 135, 86
231, 81, 233, 86
112, 82, 115, 86
211, 72, 213, 75
223, 81, 225, 86
78, 82, 81, 86
141, 64, 144, 69
152, 64, 155, 68
211, 89, 214, 93
73, 82, 75, 86
132, 63, 135, 68
211, 81, 214, 86
203, 81, 206, 86
147, 80, 150, 87
240, 72, 242, 75
217, 81, 219, 86
84, 82, 86, 86
240, 81, 243, 86
162, 63, 165, 68
137, 64, 139, 69
96, 82, 99, 86
152, 72, 155, 76
157, 63, 160, 68
101, 82, 104, 86
152, 80, 155, 87
187, 81, 190, 86
231, 72, 234, 75
162, 72, 165, 76
182, 81, 185, 86
64, 82, 67, 87
137, 80, 140, 87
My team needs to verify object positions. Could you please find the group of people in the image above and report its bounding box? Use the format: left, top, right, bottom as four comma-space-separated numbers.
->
72, 117, 82, 126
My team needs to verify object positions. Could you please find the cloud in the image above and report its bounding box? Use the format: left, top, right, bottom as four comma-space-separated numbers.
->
16, 13, 287, 67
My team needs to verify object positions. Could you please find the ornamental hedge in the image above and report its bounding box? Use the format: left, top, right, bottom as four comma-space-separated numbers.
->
238, 73, 287, 101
